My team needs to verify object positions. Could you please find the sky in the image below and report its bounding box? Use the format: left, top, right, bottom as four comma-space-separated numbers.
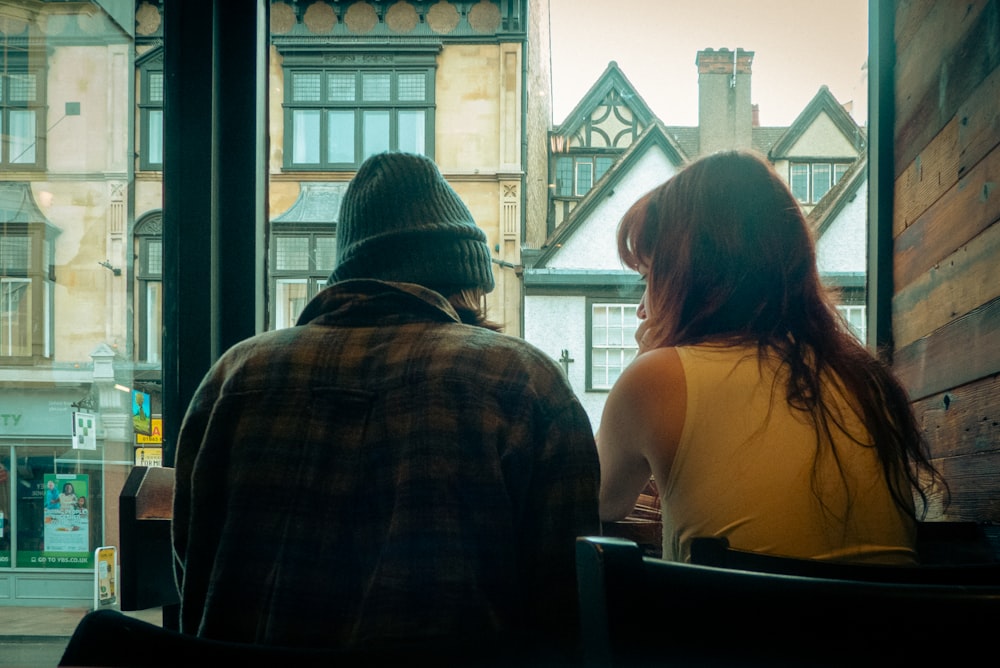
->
548, 0, 869, 128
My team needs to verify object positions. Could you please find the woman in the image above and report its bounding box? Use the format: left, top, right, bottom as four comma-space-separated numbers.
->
59, 483, 78, 511
598, 150, 946, 565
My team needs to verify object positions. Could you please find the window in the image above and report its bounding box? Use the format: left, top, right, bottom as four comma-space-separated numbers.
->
281, 53, 436, 169
271, 231, 337, 329
789, 161, 852, 204
0, 220, 54, 360
590, 303, 638, 390
1, 47, 45, 169
138, 52, 164, 171
135, 213, 162, 363
836, 304, 866, 343
555, 155, 615, 197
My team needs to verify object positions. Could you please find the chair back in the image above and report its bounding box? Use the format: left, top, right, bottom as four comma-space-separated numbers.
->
119, 466, 179, 628
576, 536, 1000, 667
689, 534, 1000, 585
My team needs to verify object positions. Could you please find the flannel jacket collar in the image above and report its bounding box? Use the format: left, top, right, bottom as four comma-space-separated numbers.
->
295, 278, 464, 328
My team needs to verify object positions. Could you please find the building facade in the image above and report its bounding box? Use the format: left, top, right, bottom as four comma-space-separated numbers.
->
1, 0, 549, 608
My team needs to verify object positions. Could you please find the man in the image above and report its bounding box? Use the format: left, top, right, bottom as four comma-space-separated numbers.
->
172, 152, 600, 661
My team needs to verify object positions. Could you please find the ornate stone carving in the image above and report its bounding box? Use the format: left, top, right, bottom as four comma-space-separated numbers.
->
468, 1, 501, 34
304, 1, 336, 34
270, 2, 296, 34
385, 1, 418, 34
427, 1, 459, 34
135, 1, 161, 36
344, 2, 378, 34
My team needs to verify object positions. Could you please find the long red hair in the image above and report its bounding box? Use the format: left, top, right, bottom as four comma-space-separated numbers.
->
617, 150, 945, 520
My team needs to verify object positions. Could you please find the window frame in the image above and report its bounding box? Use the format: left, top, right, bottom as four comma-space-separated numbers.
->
138, 50, 165, 172
0, 47, 46, 171
555, 154, 616, 198
134, 212, 163, 363
268, 226, 337, 329
278, 50, 438, 171
587, 299, 639, 391
0, 222, 55, 362
789, 160, 853, 204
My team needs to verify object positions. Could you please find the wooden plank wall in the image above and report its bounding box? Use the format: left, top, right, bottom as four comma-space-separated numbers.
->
891, 0, 1000, 521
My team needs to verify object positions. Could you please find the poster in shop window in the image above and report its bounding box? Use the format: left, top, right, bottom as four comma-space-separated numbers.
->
43, 474, 89, 554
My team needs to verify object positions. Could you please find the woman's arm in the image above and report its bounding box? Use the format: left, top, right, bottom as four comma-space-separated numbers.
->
596, 347, 687, 521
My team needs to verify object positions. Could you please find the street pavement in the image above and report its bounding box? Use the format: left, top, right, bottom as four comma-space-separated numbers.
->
0, 606, 162, 668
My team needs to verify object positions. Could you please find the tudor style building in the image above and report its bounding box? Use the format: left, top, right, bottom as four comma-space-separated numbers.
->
524, 50, 868, 428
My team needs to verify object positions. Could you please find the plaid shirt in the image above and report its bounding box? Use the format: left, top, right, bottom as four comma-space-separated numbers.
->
173, 280, 600, 654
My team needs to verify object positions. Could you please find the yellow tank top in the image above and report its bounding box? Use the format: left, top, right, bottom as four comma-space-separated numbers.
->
660, 344, 917, 564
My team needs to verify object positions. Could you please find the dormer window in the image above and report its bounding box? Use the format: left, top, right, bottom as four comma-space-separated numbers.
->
790, 161, 851, 204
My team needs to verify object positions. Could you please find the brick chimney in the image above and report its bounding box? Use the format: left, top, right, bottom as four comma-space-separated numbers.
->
752, 104, 760, 127
696, 48, 754, 155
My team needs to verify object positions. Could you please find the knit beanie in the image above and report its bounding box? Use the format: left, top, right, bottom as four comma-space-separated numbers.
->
329, 151, 495, 293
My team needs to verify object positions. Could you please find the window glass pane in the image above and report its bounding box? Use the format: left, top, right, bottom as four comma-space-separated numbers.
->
327, 72, 355, 102
146, 281, 162, 363
812, 163, 832, 201
149, 72, 164, 103
1, 278, 31, 357
790, 164, 809, 202
397, 109, 425, 154
362, 73, 391, 101
8, 73, 36, 101
591, 304, 639, 389
276, 236, 310, 271
575, 161, 593, 195
9, 110, 35, 163
275, 279, 309, 329
834, 163, 849, 183
291, 109, 321, 164
147, 239, 163, 276
292, 71, 322, 102
556, 157, 573, 196
397, 72, 426, 101
327, 110, 355, 163
314, 237, 337, 271
0, 235, 29, 273
595, 157, 613, 181
148, 110, 164, 165
363, 110, 390, 158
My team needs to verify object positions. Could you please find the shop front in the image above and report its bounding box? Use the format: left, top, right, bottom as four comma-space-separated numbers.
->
0, 370, 129, 607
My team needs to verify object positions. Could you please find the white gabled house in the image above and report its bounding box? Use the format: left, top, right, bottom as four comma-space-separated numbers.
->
523, 49, 868, 429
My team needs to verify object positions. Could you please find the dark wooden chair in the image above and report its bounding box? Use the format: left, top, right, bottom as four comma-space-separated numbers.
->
576, 536, 1000, 667
689, 534, 1000, 585
119, 466, 179, 630
59, 608, 571, 667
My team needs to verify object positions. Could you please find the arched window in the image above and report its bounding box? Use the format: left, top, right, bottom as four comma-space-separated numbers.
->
134, 211, 162, 363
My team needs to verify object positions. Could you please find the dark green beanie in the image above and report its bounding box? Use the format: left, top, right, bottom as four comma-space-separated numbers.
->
329, 151, 495, 293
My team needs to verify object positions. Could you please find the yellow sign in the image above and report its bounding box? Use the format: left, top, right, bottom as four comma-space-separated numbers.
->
134, 447, 163, 467
136, 418, 162, 444
95, 546, 117, 607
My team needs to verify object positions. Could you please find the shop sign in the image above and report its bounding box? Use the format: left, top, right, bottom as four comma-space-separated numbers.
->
95, 546, 117, 608
136, 418, 162, 444
135, 447, 163, 467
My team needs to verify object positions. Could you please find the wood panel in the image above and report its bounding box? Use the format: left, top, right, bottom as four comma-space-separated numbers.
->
894, 0, 989, 144
893, 142, 1000, 291
894, 0, 1000, 176
893, 296, 1000, 402
892, 0, 1000, 534
893, 117, 960, 236
894, 61, 1000, 237
892, 222, 1000, 348
913, 374, 1000, 459
930, 451, 1000, 522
